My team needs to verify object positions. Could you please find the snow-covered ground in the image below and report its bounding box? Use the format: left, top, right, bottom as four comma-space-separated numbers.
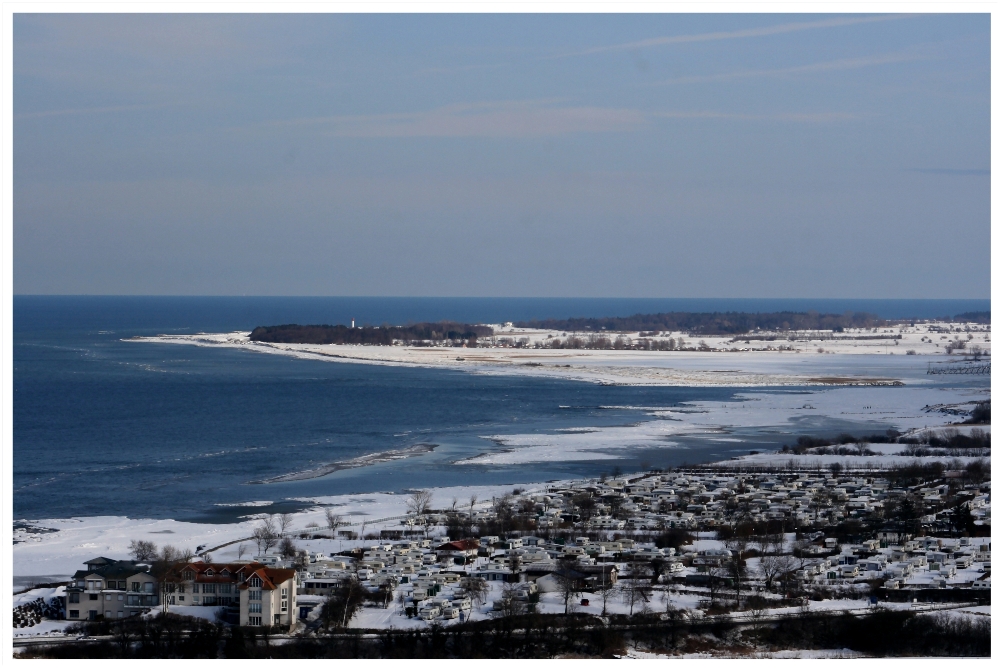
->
461, 383, 987, 467
131, 320, 990, 388
11, 484, 522, 580
626, 648, 866, 659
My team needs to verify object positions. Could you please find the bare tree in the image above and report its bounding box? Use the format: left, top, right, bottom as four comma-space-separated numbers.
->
723, 529, 752, 606
554, 559, 580, 615
112, 619, 134, 656
237, 543, 247, 561
622, 561, 650, 615
747, 593, 769, 643
492, 494, 515, 536
128, 539, 158, 562
159, 545, 179, 563
324, 509, 344, 538
407, 490, 434, 536
463, 577, 490, 615
508, 554, 523, 583
708, 565, 727, 604
759, 551, 797, 592
407, 489, 433, 516
469, 494, 478, 516
251, 516, 279, 556
493, 582, 526, 618
278, 513, 294, 535
598, 567, 619, 616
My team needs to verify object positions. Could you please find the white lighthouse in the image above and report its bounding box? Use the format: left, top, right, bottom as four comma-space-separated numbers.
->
351, 318, 355, 329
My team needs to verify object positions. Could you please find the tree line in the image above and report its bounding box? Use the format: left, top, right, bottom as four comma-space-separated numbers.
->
514, 311, 886, 335
249, 322, 493, 346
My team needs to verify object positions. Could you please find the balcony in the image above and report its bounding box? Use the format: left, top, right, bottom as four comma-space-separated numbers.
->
125, 594, 159, 607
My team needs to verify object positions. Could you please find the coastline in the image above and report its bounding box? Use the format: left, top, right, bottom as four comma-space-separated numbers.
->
131, 330, 925, 388
15, 322, 988, 581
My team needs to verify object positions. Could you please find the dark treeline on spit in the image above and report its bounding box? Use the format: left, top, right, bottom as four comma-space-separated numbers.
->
250, 310, 991, 346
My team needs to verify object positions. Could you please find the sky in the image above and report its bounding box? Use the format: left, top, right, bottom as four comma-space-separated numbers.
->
12, 13, 990, 298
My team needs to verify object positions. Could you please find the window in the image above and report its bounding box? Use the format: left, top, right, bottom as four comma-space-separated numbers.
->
118, 594, 124, 601
202, 584, 215, 593
220, 584, 232, 594
281, 588, 288, 599
105, 594, 112, 601
69, 593, 80, 604
204, 596, 217, 605
249, 603, 261, 613
281, 600, 287, 611
89, 594, 98, 601
177, 584, 185, 594
249, 590, 262, 601
248, 616, 261, 626
249, 576, 262, 588
69, 610, 79, 618
178, 596, 185, 602
144, 582, 154, 593
192, 584, 199, 593
131, 582, 140, 592
183, 570, 194, 581
118, 580, 126, 590
117, 611, 123, 619
193, 596, 200, 603
88, 610, 96, 621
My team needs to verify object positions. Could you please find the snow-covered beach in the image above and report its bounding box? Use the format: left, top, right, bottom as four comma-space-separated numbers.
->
132, 320, 989, 388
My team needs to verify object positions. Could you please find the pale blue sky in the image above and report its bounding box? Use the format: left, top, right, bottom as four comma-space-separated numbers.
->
13, 13, 990, 297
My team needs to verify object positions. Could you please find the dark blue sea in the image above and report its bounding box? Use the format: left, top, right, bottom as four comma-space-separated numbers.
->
13, 296, 988, 523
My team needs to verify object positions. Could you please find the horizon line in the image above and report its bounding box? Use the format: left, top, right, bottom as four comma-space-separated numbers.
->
12, 294, 990, 302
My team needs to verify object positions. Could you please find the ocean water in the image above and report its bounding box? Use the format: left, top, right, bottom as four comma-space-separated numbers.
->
13, 296, 988, 523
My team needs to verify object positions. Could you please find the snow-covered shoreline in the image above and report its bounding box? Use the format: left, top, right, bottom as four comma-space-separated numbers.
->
127, 332, 897, 388
129, 319, 988, 388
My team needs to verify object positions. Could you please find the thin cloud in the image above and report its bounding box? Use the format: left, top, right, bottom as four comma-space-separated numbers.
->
553, 15, 913, 59
245, 101, 647, 138
236, 101, 863, 139
648, 52, 931, 86
15, 103, 165, 120
651, 110, 866, 123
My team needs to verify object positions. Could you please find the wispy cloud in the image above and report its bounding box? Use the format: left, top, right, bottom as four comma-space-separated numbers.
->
651, 110, 866, 123
15, 103, 165, 120
553, 15, 912, 59
250, 100, 647, 138
648, 51, 931, 86
236, 100, 865, 139
906, 167, 990, 176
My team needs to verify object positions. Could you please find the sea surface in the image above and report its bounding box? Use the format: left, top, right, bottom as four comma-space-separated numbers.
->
14, 296, 989, 523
